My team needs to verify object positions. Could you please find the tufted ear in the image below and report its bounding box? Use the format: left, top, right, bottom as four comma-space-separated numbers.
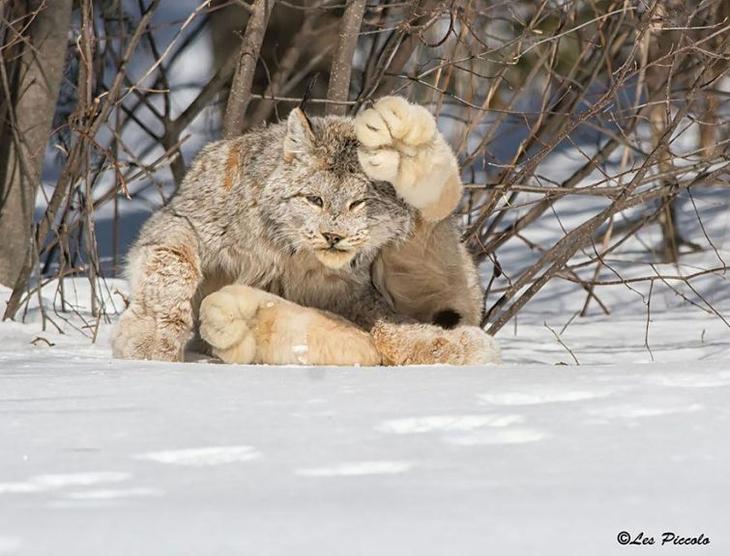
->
283, 108, 315, 161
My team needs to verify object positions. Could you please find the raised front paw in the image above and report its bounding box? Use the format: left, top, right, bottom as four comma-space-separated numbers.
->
354, 96, 457, 211
355, 96, 436, 151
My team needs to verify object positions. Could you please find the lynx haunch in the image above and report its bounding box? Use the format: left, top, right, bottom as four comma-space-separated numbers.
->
112, 96, 500, 365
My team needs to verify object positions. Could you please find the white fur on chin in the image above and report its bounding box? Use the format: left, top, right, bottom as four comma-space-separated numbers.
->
313, 249, 356, 269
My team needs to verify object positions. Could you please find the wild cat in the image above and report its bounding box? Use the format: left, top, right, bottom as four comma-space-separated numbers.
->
112, 96, 500, 365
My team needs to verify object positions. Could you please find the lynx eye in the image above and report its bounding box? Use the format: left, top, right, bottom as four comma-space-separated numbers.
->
305, 195, 323, 207
349, 199, 367, 211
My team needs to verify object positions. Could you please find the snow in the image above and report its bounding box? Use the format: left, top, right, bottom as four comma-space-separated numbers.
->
134, 446, 262, 466
1, 342, 729, 554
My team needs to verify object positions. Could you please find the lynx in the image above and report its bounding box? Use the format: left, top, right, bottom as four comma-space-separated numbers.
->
112, 96, 500, 365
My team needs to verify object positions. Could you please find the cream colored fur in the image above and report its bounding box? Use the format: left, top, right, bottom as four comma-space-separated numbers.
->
200, 285, 382, 366
371, 321, 501, 366
112, 96, 500, 366
355, 97, 461, 220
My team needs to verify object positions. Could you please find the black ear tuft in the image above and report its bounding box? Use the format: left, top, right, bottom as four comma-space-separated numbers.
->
299, 73, 319, 113
433, 309, 461, 329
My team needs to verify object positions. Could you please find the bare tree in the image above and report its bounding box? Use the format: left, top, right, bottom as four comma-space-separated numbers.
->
0, 0, 73, 288
326, 0, 367, 115
222, 0, 276, 137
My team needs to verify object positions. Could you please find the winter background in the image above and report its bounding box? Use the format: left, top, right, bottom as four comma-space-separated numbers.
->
1, 1, 729, 554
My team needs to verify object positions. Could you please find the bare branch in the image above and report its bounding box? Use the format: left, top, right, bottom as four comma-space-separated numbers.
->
222, 0, 276, 137
326, 0, 367, 115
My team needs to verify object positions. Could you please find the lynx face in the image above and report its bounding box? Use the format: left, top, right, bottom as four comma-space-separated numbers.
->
262, 109, 413, 270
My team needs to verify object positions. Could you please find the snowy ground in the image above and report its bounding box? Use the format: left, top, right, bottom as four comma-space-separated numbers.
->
2, 343, 729, 555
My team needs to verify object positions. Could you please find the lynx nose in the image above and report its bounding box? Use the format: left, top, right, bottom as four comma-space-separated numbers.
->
322, 232, 343, 247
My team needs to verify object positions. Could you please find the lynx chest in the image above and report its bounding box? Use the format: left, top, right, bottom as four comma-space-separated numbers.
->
272, 252, 372, 316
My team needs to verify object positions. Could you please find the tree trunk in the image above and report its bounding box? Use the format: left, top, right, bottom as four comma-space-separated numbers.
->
0, 0, 72, 288
222, 0, 276, 138
326, 0, 366, 116
649, 104, 681, 263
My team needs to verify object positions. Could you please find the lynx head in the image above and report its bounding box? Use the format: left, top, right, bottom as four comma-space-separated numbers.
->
262, 108, 413, 270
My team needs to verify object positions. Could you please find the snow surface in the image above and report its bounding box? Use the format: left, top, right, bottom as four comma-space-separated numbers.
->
2, 347, 729, 554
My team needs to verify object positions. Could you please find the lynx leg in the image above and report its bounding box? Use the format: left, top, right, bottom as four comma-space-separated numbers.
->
112, 242, 202, 361
371, 321, 501, 366
357, 98, 483, 329
374, 218, 483, 328
200, 285, 381, 366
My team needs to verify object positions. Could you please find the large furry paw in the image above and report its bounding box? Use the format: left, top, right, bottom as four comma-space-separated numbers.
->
371, 321, 502, 366
355, 96, 458, 211
111, 305, 190, 362
199, 287, 265, 364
